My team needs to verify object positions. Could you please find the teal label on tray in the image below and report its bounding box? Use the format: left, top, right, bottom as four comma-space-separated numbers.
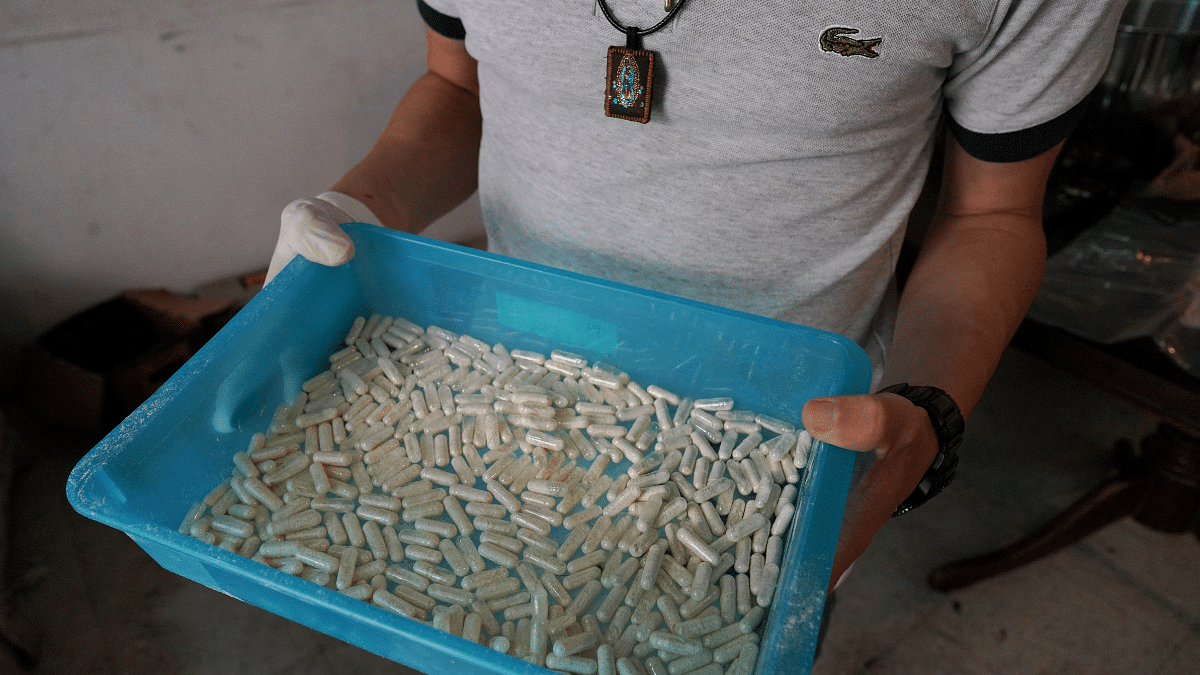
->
496, 293, 618, 353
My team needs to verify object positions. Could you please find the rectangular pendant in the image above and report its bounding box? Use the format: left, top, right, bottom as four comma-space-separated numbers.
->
605, 46, 655, 124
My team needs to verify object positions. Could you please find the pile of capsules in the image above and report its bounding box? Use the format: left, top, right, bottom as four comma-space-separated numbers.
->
181, 314, 815, 675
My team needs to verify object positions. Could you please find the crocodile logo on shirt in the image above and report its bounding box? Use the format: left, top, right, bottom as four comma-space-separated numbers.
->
820, 27, 882, 58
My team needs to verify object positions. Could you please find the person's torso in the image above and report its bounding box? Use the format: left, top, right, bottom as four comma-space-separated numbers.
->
428, 0, 999, 365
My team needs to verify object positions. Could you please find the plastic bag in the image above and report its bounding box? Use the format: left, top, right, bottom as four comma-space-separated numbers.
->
1027, 197, 1200, 345
1154, 265, 1200, 376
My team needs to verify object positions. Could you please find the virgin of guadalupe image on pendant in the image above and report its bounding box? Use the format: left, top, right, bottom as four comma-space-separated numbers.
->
613, 53, 642, 107
605, 46, 655, 123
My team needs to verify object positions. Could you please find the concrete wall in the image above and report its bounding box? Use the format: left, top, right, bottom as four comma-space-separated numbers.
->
0, 0, 483, 390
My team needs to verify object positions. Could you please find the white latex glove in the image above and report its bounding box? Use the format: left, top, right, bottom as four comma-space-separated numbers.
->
264, 191, 384, 285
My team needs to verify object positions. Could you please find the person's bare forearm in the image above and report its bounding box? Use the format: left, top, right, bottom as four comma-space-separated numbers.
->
331, 70, 482, 234
882, 214, 1046, 417
881, 137, 1056, 418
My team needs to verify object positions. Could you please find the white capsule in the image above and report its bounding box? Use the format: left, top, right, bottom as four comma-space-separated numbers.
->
626, 528, 658, 558
555, 506, 598, 533
727, 433, 760, 462
513, 526, 554, 557
722, 513, 766, 545
751, 526, 769, 554
418, 466, 458, 487
677, 612, 723, 641
225, 503, 257, 521
691, 457, 711, 492
693, 500, 721, 538
565, 429, 596, 462
584, 369, 622, 394
675, 526, 719, 565
752, 478, 774, 511
584, 423, 625, 439
402, 500, 445, 522
609, 437, 642, 465
692, 397, 733, 412
687, 561, 713, 602
411, 560, 456, 586
651, 497, 687, 531
292, 545, 339, 573
649, 398, 670, 432
794, 430, 813, 468
425, 583, 471, 607
526, 478, 568, 498
593, 582, 627, 627
636, 493, 663, 533
489, 635, 511, 654
553, 631, 598, 659
524, 547, 569, 576
690, 412, 724, 443
771, 502, 795, 537
371, 589, 418, 618
482, 480, 520, 514
677, 443, 700, 476
609, 556, 643, 595
647, 630, 701, 655
509, 413, 558, 432
476, 541, 518, 568
777, 483, 798, 509
762, 431, 795, 463
603, 485, 642, 518
601, 514, 633, 552
692, 477, 734, 503
544, 650, 598, 674
642, 384, 678, 406
526, 430, 566, 452
458, 402, 494, 417
780, 457, 800, 484
637, 542, 667, 591
748, 552, 766, 596
608, 475, 630, 505
712, 551, 736, 580
498, 600, 534, 622
630, 469, 670, 488
527, 503, 568, 528
210, 514, 254, 539
269, 509, 322, 537
575, 472, 611, 508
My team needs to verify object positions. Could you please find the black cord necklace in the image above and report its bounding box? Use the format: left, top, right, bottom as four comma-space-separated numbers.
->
597, 0, 691, 123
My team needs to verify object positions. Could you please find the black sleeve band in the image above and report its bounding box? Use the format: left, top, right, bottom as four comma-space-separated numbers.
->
946, 95, 1092, 163
417, 0, 466, 40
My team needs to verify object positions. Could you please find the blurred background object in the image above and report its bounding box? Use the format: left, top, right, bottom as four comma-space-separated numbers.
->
1043, 0, 1198, 231
1036, 0, 1200, 374
1108, 0, 1200, 107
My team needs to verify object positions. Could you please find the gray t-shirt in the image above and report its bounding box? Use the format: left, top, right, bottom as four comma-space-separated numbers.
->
419, 0, 1123, 376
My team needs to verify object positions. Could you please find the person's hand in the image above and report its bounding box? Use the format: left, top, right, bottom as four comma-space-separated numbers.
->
264, 191, 384, 285
801, 392, 940, 592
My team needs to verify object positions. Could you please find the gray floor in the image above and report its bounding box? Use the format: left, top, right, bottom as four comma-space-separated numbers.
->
3, 346, 1198, 675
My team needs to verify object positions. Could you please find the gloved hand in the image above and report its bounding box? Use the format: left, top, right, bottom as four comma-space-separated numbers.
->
264, 191, 385, 285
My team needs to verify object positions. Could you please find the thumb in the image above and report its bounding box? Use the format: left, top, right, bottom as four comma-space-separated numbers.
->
801, 393, 915, 452
281, 198, 356, 266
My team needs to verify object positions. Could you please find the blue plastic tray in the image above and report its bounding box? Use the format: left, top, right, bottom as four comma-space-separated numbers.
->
67, 224, 872, 674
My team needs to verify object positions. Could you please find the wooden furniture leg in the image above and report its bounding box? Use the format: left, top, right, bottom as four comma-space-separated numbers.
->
927, 317, 1200, 593
927, 475, 1143, 591
929, 423, 1200, 592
